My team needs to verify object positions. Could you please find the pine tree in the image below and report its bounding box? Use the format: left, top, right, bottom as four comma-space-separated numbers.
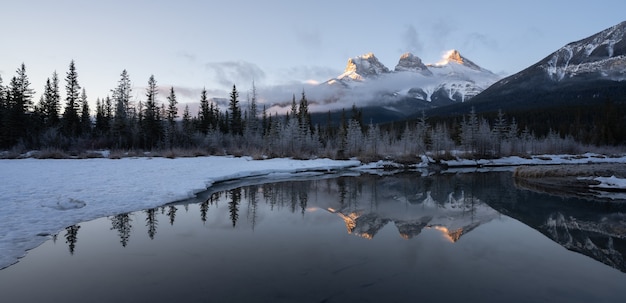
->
228, 84, 242, 135
492, 109, 507, 157
80, 88, 91, 136
182, 104, 192, 145
95, 98, 105, 135
298, 90, 311, 132
165, 87, 178, 147
246, 81, 259, 135
290, 94, 297, 121
2, 64, 35, 147
62, 60, 81, 137
42, 72, 60, 127
198, 87, 211, 134
142, 75, 161, 148
112, 70, 132, 148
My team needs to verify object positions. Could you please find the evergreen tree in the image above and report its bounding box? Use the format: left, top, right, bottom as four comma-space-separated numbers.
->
2, 64, 35, 147
0, 76, 5, 142
298, 90, 311, 132
246, 82, 259, 134
94, 96, 112, 137
80, 88, 91, 135
142, 75, 161, 148
42, 72, 60, 127
290, 94, 297, 121
350, 103, 363, 131
228, 84, 242, 135
197, 87, 211, 134
62, 60, 81, 137
182, 104, 192, 145
492, 109, 507, 156
165, 87, 178, 147
112, 70, 132, 147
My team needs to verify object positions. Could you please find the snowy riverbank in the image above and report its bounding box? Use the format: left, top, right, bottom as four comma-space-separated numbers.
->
3, 152, 626, 270
0, 156, 360, 270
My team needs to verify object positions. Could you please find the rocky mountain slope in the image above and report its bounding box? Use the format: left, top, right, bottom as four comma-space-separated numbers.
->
435, 21, 626, 115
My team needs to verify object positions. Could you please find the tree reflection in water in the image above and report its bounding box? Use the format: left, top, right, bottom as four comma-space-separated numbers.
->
110, 213, 132, 247
64, 225, 80, 255
56, 172, 626, 273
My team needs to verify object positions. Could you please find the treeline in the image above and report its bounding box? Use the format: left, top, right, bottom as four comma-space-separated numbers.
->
0, 61, 612, 160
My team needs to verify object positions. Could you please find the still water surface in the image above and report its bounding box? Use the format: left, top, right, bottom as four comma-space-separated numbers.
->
1, 172, 626, 302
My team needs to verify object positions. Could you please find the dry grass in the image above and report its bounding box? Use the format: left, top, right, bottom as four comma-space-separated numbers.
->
34, 149, 70, 159
514, 163, 626, 179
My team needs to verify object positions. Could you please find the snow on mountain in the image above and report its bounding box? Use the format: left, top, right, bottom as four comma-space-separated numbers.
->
394, 52, 432, 75
326, 190, 499, 241
542, 21, 626, 82
336, 52, 391, 82
325, 49, 500, 108
462, 21, 626, 113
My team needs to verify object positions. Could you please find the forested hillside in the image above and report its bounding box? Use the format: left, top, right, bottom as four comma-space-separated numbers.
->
0, 62, 619, 160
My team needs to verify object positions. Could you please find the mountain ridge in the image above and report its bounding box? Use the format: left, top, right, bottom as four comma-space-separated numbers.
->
323, 49, 500, 115
430, 20, 626, 116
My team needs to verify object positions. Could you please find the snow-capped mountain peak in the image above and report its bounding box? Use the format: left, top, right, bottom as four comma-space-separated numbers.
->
338, 52, 390, 81
430, 49, 483, 71
394, 52, 432, 75
324, 48, 500, 114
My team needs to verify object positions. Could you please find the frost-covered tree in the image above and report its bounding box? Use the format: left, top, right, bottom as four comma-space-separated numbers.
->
492, 109, 507, 157
430, 122, 454, 158
365, 120, 381, 156
345, 119, 364, 156
460, 107, 479, 155
246, 81, 259, 135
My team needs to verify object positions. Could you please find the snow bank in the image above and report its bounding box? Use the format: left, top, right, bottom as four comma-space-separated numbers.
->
592, 176, 626, 190
443, 153, 626, 168
0, 156, 360, 270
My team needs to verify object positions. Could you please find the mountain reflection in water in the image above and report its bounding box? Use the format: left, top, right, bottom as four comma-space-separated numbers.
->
61, 172, 626, 273
3, 171, 626, 303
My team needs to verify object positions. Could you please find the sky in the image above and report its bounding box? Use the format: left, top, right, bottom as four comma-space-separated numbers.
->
1, 0, 625, 112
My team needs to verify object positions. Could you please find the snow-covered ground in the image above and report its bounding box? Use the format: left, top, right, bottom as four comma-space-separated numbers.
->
0, 156, 360, 270
3, 152, 626, 270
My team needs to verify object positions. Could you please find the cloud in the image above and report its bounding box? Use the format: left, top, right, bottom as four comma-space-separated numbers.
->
401, 25, 424, 54
430, 19, 457, 50
463, 32, 499, 51
276, 65, 341, 83
204, 61, 266, 88
176, 51, 197, 63
258, 73, 431, 115
294, 27, 322, 50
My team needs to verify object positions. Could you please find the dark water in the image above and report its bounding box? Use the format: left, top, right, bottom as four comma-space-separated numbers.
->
1, 172, 626, 303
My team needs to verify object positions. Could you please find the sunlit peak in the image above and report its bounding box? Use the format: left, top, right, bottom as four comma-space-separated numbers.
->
400, 52, 414, 60
436, 49, 463, 65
